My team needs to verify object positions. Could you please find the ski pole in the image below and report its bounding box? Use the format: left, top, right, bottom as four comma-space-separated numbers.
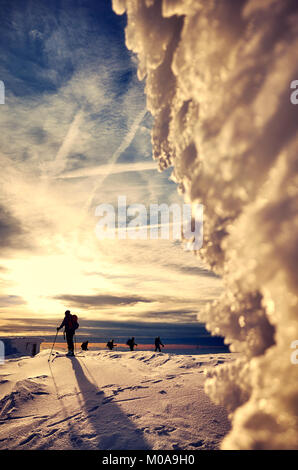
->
48, 329, 58, 362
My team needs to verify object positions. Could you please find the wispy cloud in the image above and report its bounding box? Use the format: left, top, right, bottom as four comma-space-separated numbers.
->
48, 110, 84, 177
54, 293, 153, 308
84, 107, 148, 210
0, 204, 31, 253
0, 295, 26, 307
58, 160, 157, 179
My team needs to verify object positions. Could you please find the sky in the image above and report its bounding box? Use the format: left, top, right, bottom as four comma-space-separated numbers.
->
0, 0, 223, 343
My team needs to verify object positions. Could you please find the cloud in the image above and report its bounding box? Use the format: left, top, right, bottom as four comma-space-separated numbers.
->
49, 111, 84, 177
0, 317, 59, 335
0, 317, 211, 344
0, 204, 30, 252
0, 295, 26, 307
127, 308, 197, 322
84, 107, 148, 210
54, 293, 153, 309
168, 264, 221, 279
58, 160, 157, 179
0, 0, 151, 261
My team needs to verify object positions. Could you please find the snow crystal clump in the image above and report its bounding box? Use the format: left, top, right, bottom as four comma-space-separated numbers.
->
113, 0, 298, 449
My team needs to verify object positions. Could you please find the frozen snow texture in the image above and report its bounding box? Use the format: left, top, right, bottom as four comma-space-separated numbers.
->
112, 0, 298, 449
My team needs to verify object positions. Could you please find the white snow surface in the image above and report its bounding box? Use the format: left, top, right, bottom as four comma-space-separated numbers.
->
112, 0, 298, 449
0, 350, 234, 450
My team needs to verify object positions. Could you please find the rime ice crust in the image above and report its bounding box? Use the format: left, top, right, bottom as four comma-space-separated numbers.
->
112, 0, 298, 449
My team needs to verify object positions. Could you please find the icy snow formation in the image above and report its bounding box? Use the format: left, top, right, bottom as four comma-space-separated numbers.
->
112, 0, 298, 449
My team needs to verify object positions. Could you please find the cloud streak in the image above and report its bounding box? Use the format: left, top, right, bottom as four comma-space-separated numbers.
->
0, 317, 213, 345
58, 160, 157, 179
49, 110, 84, 177
54, 293, 153, 308
84, 107, 148, 210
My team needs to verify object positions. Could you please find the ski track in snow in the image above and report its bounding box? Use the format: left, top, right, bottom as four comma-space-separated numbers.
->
0, 350, 236, 450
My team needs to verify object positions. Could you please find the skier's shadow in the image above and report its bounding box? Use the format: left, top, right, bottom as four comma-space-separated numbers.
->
69, 356, 150, 450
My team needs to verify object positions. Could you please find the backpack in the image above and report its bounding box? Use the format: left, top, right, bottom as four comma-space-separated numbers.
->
126, 339, 131, 346
68, 314, 79, 330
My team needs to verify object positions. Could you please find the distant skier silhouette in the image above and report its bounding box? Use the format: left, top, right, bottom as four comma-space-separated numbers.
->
106, 339, 117, 351
126, 337, 138, 351
154, 336, 164, 352
81, 341, 89, 351
57, 310, 79, 356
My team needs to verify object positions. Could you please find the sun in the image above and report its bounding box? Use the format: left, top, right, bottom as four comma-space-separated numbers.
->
5, 251, 109, 314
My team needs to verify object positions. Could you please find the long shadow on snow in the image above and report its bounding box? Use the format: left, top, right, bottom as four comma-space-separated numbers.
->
69, 356, 150, 450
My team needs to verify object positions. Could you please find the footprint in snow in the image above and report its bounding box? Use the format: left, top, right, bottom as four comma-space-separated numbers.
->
141, 379, 162, 384
87, 405, 99, 412
154, 425, 176, 435
19, 433, 39, 446
28, 375, 48, 380
102, 396, 114, 404
190, 439, 204, 448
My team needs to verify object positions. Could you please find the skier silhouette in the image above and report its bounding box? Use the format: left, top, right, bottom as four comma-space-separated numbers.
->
154, 336, 164, 352
57, 310, 79, 356
81, 341, 89, 351
106, 339, 117, 350
126, 337, 138, 351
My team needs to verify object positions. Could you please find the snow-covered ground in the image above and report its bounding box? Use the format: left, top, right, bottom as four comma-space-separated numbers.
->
0, 350, 236, 450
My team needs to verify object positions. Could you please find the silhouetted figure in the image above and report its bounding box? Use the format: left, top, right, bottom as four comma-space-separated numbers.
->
81, 341, 89, 351
126, 337, 138, 351
154, 336, 164, 352
57, 310, 79, 356
106, 339, 117, 351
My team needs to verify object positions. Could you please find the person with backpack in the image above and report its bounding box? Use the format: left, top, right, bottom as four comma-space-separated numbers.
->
57, 310, 79, 356
154, 336, 164, 352
106, 339, 117, 351
126, 337, 137, 351
81, 341, 89, 351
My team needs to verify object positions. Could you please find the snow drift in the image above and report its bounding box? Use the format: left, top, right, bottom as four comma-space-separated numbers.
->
112, 0, 298, 449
